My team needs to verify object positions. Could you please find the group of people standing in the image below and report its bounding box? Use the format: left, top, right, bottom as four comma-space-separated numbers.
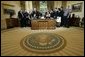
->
18, 8, 42, 27
44, 6, 71, 27
18, 6, 71, 28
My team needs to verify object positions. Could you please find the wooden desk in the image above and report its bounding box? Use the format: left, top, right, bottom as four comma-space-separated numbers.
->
31, 19, 56, 30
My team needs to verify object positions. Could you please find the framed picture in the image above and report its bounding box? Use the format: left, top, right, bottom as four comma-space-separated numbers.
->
3, 9, 15, 14
2, 3, 15, 18
72, 2, 82, 12
2, 3, 15, 14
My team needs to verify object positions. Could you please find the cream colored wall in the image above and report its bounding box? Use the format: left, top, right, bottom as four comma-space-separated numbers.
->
54, 1, 62, 9
67, 1, 84, 19
1, 3, 6, 30
1, 1, 21, 30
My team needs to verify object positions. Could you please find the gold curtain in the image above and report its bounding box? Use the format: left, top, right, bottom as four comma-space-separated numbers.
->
32, 1, 40, 10
62, 1, 67, 9
20, 1, 25, 10
47, 1, 54, 10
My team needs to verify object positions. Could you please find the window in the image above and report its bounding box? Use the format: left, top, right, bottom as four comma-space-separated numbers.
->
40, 1, 47, 16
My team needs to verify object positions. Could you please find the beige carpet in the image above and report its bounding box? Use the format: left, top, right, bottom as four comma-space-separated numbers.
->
1, 27, 84, 56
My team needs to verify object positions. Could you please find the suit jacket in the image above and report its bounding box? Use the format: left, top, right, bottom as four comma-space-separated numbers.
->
54, 11, 59, 19
60, 10, 64, 17
23, 12, 29, 19
18, 11, 24, 19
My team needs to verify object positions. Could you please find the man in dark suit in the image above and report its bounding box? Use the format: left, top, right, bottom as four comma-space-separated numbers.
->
23, 10, 29, 27
31, 8, 37, 19
31, 8, 42, 19
18, 9, 24, 27
50, 9, 55, 19
54, 8, 59, 19
59, 7, 64, 26
23, 10, 31, 27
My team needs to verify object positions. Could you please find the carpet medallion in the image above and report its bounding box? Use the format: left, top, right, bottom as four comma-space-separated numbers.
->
21, 33, 66, 53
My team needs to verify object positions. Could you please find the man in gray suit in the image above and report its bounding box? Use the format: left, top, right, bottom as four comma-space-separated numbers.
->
63, 6, 72, 28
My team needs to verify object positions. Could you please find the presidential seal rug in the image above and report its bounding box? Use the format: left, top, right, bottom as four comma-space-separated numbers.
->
20, 32, 66, 53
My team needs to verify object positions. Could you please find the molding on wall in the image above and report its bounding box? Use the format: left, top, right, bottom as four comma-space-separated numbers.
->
2, 3, 15, 7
